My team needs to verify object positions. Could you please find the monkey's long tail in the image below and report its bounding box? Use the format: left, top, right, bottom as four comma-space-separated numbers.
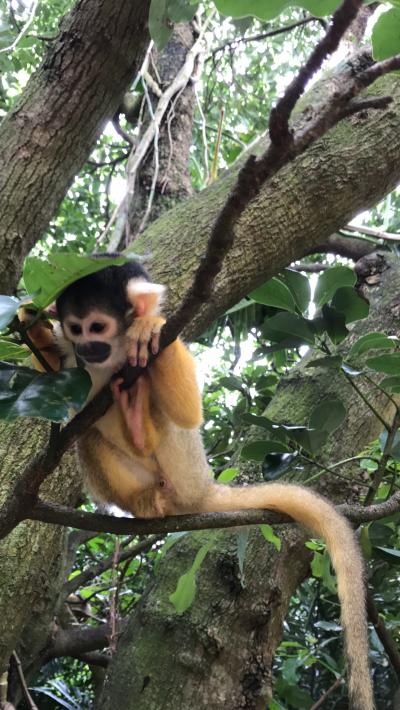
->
201, 482, 374, 710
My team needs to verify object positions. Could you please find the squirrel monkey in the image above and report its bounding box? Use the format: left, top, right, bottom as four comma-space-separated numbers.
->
25, 259, 374, 710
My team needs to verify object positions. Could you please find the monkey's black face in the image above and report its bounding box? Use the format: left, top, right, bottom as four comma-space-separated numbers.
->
61, 309, 127, 372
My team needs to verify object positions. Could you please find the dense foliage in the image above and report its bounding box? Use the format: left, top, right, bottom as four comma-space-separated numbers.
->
1, 0, 400, 708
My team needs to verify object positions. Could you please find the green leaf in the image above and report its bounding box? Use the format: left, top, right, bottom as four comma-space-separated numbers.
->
374, 546, 400, 562
214, 0, 340, 21
0, 296, 20, 331
218, 467, 239, 483
314, 266, 356, 308
283, 426, 328, 454
308, 398, 346, 433
0, 364, 92, 421
331, 286, 369, 323
367, 353, 400, 374
241, 413, 275, 430
169, 540, 212, 614
280, 269, 311, 314
259, 524, 281, 551
236, 528, 249, 585
372, 7, 400, 61
149, 0, 173, 50
306, 355, 343, 369
0, 340, 28, 361
241, 440, 291, 461
380, 375, 400, 393
262, 312, 315, 345
250, 277, 297, 313
321, 304, 349, 345
219, 374, 243, 391
348, 332, 395, 358
167, 0, 198, 22
311, 550, 337, 593
23, 252, 132, 309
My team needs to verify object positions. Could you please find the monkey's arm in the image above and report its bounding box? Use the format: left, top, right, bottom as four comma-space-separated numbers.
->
125, 279, 202, 430
18, 309, 61, 371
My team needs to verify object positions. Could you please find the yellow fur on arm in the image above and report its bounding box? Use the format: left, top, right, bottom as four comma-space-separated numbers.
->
150, 339, 203, 429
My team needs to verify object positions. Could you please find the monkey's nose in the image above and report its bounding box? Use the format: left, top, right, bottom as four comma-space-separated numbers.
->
76, 342, 111, 363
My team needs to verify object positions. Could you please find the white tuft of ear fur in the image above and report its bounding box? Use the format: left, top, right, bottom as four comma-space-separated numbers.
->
126, 278, 166, 316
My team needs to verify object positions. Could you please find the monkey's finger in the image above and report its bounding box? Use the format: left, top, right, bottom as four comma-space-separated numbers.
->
151, 329, 161, 354
111, 377, 124, 400
127, 339, 139, 367
138, 339, 150, 368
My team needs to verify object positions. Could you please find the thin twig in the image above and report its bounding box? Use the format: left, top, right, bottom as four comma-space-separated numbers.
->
23, 489, 400, 535
364, 409, 400, 505
0, 0, 39, 54
209, 17, 316, 58
345, 222, 400, 243
309, 677, 343, 710
367, 593, 400, 682
11, 652, 38, 710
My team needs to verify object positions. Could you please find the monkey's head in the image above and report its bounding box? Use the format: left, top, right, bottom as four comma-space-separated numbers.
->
56, 261, 164, 371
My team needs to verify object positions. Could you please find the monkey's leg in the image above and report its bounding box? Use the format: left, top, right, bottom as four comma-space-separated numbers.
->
79, 428, 169, 518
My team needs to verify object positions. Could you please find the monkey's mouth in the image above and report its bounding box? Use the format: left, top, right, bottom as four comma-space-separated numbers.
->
75, 342, 111, 364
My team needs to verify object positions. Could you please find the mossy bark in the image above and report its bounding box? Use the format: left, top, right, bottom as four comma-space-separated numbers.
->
0, 417, 82, 672
99, 254, 400, 709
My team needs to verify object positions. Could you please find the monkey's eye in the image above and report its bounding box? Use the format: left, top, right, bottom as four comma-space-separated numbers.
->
90, 322, 105, 334
70, 324, 82, 336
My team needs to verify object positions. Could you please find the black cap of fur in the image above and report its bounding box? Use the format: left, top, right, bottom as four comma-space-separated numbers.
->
56, 260, 149, 321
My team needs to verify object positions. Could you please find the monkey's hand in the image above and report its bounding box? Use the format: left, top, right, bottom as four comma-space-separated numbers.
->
126, 316, 165, 368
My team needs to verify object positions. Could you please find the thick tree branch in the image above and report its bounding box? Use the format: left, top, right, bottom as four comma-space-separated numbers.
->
41, 622, 120, 663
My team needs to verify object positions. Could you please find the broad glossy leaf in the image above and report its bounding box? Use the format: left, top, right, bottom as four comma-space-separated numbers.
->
241, 413, 275, 430
259, 523, 281, 551
314, 266, 356, 308
374, 546, 400, 562
283, 425, 328, 454
372, 7, 400, 60
236, 528, 249, 585
250, 277, 297, 313
149, 0, 173, 50
348, 332, 395, 358
218, 467, 239, 483
0, 295, 20, 331
0, 364, 91, 421
280, 269, 311, 314
241, 440, 291, 461
219, 374, 243, 391
262, 312, 315, 344
169, 540, 212, 614
331, 286, 369, 323
167, 0, 198, 21
308, 398, 346, 433
0, 340, 28, 360
321, 304, 349, 345
306, 355, 343, 369
23, 253, 131, 309
379, 431, 400, 461
214, 0, 340, 20
380, 375, 400, 393
367, 353, 400, 374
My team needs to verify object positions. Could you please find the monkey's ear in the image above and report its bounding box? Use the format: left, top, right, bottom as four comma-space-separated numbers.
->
126, 279, 166, 317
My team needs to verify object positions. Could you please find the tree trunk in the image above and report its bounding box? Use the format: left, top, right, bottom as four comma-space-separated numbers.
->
0, 420, 81, 673
0, 0, 150, 294
99, 252, 399, 709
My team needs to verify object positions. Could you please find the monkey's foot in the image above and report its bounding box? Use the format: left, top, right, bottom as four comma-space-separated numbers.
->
131, 479, 174, 518
126, 316, 165, 367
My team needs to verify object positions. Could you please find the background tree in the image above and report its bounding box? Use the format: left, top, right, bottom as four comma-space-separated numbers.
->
1, 0, 400, 708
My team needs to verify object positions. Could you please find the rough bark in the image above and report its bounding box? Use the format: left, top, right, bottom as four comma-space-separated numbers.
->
0, 419, 81, 673
100, 254, 399, 709
126, 23, 197, 241
0, 0, 150, 294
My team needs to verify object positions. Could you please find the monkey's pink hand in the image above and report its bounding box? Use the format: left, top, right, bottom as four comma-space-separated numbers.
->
111, 377, 145, 451
126, 316, 165, 368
